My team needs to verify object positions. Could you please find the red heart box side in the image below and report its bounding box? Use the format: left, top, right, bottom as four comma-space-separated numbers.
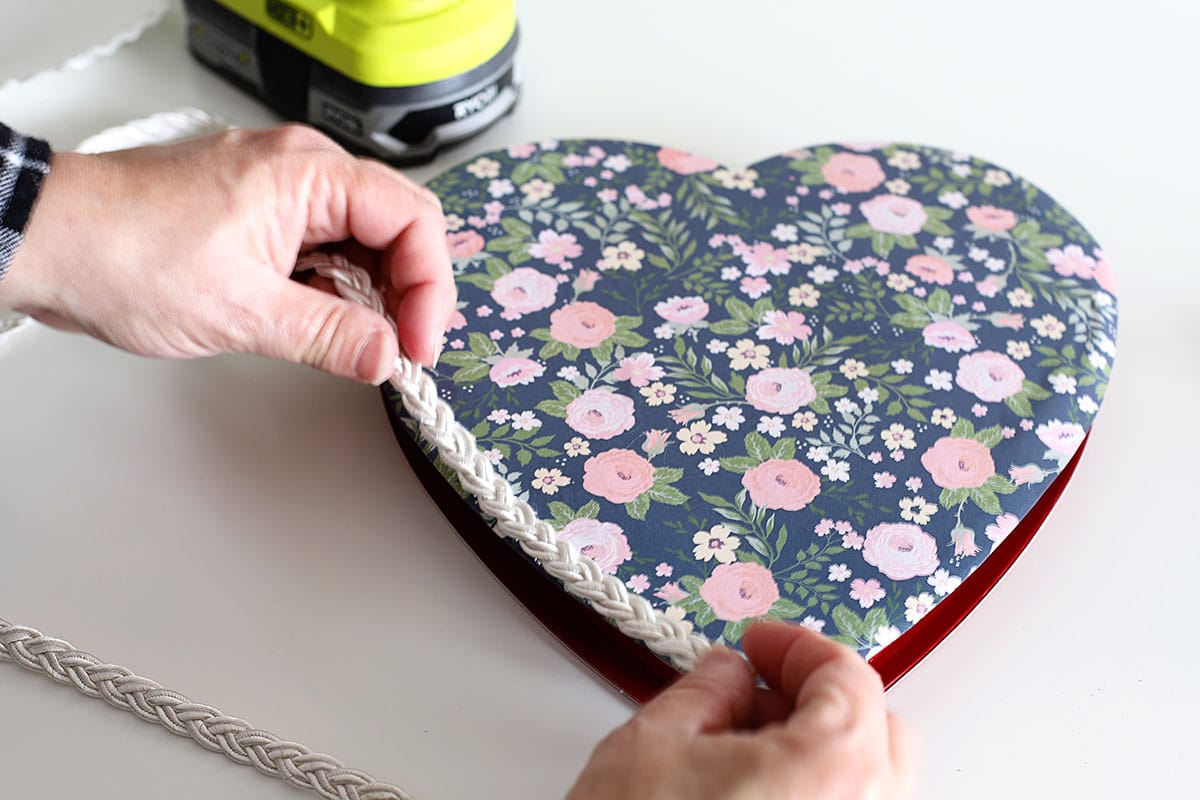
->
385, 394, 1087, 700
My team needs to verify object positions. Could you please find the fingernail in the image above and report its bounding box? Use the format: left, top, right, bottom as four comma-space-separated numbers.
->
699, 646, 746, 672
431, 338, 444, 368
354, 331, 388, 384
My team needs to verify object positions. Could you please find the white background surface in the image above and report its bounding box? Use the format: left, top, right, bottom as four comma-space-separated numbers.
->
0, 0, 166, 91
2, 1, 1198, 797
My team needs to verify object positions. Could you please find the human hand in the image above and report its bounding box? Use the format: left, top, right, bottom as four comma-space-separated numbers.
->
0, 125, 454, 383
567, 622, 915, 799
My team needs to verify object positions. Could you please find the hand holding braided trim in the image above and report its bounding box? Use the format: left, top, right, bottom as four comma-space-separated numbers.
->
295, 253, 713, 670
0, 108, 714, 800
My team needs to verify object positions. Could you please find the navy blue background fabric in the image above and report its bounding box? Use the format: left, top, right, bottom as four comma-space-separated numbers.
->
387, 140, 1117, 657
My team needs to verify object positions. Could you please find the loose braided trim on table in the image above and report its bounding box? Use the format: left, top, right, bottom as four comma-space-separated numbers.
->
0, 617, 413, 800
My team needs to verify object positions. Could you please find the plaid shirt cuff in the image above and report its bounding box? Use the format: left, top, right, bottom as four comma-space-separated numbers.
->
0, 123, 52, 283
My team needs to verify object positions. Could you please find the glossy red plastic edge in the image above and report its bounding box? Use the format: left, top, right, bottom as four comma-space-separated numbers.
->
386, 395, 1086, 702
867, 437, 1085, 687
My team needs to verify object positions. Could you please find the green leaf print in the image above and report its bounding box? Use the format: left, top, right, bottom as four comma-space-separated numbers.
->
693, 603, 717, 630
646, 484, 687, 505
535, 398, 569, 417
452, 362, 490, 384
975, 425, 1005, 448
720, 456, 759, 474
968, 488, 1002, 515
710, 319, 752, 335
939, 487, 971, 509
769, 598, 808, 619
625, 492, 652, 521
500, 216, 532, 239
744, 431, 773, 462
723, 618, 752, 642
832, 605, 868, 641
863, 607, 890, 635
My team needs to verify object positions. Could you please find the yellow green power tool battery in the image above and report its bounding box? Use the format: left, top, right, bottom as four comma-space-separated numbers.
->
183, 0, 521, 163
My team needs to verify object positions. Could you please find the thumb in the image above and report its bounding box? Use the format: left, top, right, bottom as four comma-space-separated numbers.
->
252, 278, 399, 384
636, 647, 756, 734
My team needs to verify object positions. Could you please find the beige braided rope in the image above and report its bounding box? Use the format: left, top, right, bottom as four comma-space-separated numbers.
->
0, 617, 413, 800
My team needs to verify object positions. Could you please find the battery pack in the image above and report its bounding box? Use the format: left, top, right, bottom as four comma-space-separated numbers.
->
183, 0, 520, 163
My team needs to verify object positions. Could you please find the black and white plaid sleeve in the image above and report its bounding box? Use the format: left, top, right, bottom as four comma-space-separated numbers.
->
0, 123, 52, 283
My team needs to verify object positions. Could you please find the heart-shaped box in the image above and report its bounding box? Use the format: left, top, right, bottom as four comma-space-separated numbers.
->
385, 140, 1117, 699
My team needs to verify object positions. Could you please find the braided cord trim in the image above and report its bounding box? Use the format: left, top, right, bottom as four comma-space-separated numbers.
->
298, 254, 713, 672
0, 618, 413, 800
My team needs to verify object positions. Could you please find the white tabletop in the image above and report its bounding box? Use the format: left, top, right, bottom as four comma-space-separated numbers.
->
2, 1, 1197, 797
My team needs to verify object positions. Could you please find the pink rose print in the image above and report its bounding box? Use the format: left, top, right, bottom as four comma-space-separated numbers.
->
849, 577, 886, 608
1093, 249, 1118, 295
922, 321, 977, 353
656, 147, 719, 175
821, 152, 886, 193
965, 205, 1018, 232
583, 448, 656, 504
550, 301, 617, 348
654, 581, 688, 603
507, 142, 537, 159
859, 195, 928, 235
1047, 244, 1097, 279
920, 437, 996, 490
985, 513, 1019, 550
699, 562, 780, 622
668, 404, 706, 424
744, 368, 817, 414
740, 242, 792, 276
445, 309, 468, 331
862, 523, 941, 580
574, 268, 600, 293
1009, 464, 1044, 485
528, 230, 583, 266
490, 267, 559, 318
951, 527, 981, 558
446, 230, 485, 259
1036, 419, 1086, 457
991, 312, 1024, 330
955, 351, 1026, 402
839, 141, 889, 152
558, 518, 632, 574
613, 352, 664, 386
642, 429, 670, 458
565, 389, 637, 440
654, 296, 710, 324
977, 276, 1001, 297
756, 310, 813, 345
905, 254, 955, 285
488, 357, 545, 387
741, 459, 821, 511
740, 276, 770, 298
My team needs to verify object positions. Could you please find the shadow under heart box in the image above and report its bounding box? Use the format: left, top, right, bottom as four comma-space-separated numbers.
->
384, 140, 1118, 700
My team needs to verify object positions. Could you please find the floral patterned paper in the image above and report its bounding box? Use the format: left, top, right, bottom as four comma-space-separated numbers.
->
386, 140, 1117, 659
